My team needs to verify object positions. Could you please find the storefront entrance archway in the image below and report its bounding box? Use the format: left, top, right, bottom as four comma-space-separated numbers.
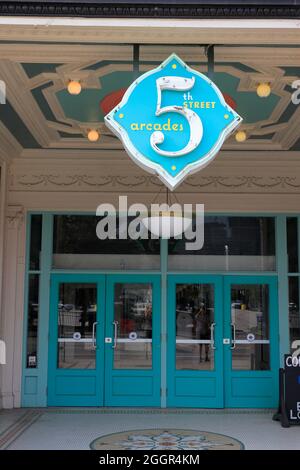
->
47, 273, 279, 408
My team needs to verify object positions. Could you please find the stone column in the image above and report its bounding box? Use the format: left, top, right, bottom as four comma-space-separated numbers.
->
0, 205, 25, 408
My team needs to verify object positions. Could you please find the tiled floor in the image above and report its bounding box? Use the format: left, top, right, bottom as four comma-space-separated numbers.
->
0, 408, 299, 450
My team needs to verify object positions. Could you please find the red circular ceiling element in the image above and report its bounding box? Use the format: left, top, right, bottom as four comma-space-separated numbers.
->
100, 89, 237, 115
100, 88, 127, 115
223, 93, 237, 110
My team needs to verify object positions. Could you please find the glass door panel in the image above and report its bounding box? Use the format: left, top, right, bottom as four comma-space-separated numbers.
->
48, 274, 105, 407
57, 283, 97, 369
231, 284, 270, 371
224, 276, 279, 408
167, 275, 224, 408
113, 283, 153, 369
105, 275, 161, 407
175, 284, 215, 371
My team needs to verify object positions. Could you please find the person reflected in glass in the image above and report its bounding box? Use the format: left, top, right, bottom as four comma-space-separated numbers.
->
195, 304, 210, 362
143, 303, 152, 359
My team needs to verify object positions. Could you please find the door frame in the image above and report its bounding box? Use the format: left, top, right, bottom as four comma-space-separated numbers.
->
104, 273, 161, 407
223, 275, 279, 408
47, 273, 106, 406
47, 272, 279, 408
166, 273, 280, 409
166, 274, 224, 408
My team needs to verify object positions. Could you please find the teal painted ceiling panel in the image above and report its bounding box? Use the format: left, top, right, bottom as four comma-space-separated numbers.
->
56, 71, 136, 122
0, 100, 40, 148
21, 63, 62, 79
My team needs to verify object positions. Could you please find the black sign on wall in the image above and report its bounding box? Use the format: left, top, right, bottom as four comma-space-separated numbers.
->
274, 355, 300, 427
284, 355, 300, 423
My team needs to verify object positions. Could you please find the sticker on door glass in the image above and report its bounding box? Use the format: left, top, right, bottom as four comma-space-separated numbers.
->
73, 332, 81, 341
129, 332, 138, 341
247, 333, 255, 343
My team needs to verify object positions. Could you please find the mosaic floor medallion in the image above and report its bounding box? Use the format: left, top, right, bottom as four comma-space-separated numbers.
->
90, 429, 244, 450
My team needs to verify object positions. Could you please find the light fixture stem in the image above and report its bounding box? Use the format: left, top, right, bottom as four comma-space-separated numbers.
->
133, 44, 140, 79
206, 44, 215, 79
152, 185, 163, 203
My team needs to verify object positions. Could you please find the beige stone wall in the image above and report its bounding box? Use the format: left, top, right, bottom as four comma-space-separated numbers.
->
8, 149, 300, 212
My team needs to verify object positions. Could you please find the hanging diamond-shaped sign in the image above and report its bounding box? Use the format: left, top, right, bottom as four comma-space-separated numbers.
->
105, 54, 242, 190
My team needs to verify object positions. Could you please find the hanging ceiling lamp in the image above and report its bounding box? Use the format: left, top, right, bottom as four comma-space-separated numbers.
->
141, 188, 192, 238
142, 211, 192, 238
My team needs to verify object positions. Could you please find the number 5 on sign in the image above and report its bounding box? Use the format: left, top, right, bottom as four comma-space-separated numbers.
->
150, 76, 203, 157
292, 340, 300, 358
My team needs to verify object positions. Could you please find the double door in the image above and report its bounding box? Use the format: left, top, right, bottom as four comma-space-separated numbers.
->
48, 273, 279, 408
167, 275, 279, 408
48, 274, 161, 407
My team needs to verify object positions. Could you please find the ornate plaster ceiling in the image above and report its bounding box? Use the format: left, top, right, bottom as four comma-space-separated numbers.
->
0, 43, 300, 158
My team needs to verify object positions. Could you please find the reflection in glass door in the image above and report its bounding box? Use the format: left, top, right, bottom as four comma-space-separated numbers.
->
175, 284, 215, 371
57, 283, 97, 369
231, 284, 270, 371
167, 275, 223, 408
105, 275, 161, 407
113, 283, 153, 370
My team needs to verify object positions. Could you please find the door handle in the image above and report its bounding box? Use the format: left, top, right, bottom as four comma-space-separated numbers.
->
210, 323, 216, 350
231, 322, 236, 349
112, 320, 119, 349
92, 321, 98, 349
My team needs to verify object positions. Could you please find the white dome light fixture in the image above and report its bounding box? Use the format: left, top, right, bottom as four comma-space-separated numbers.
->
141, 188, 192, 239
142, 211, 192, 238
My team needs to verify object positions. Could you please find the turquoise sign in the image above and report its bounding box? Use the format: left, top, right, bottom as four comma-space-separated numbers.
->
105, 54, 242, 190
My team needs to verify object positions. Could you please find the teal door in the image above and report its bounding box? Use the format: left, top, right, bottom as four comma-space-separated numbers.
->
167, 275, 224, 408
224, 275, 279, 408
105, 274, 161, 407
48, 273, 161, 407
48, 274, 106, 406
167, 275, 279, 408
48, 273, 278, 408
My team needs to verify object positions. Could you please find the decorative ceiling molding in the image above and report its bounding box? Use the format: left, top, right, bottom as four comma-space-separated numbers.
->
9, 149, 300, 194
277, 105, 300, 149
0, 43, 133, 62
214, 64, 292, 149
215, 47, 300, 65
0, 122, 22, 161
0, 60, 58, 146
1, 43, 300, 64
9, 173, 300, 194
0, 56, 295, 151
17, 149, 300, 165
0, 41, 299, 155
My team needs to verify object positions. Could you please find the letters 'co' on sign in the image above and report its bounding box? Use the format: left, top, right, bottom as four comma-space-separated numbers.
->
105, 54, 242, 190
